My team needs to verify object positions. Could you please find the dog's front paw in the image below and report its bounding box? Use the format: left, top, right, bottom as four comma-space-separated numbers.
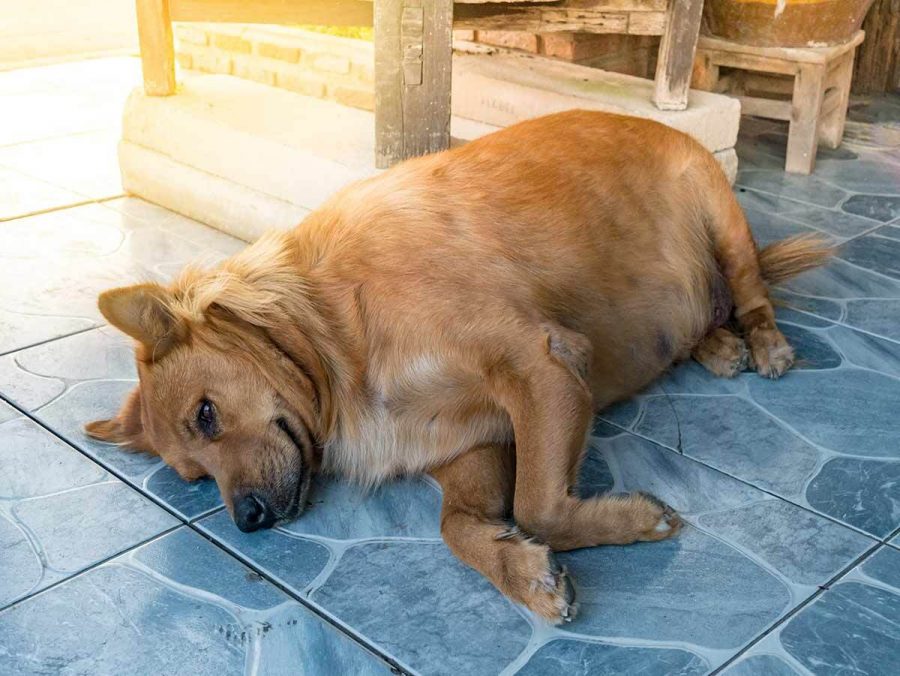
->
499, 533, 577, 624
747, 327, 794, 379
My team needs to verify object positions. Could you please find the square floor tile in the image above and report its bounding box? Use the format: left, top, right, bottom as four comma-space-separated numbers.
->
0, 327, 223, 520
0, 200, 243, 355
724, 545, 899, 676
0, 165, 87, 220
0, 131, 123, 200
0, 400, 177, 609
193, 426, 871, 675
602, 308, 900, 539
0, 57, 139, 146
0, 527, 392, 674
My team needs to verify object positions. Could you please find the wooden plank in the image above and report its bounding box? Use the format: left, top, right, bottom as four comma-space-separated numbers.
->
453, 7, 666, 34
137, 0, 176, 95
786, 63, 826, 174
697, 31, 865, 66
738, 95, 792, 121
652, 0, 703, 110
170, 0, 374, 25
375, 0, 453, 168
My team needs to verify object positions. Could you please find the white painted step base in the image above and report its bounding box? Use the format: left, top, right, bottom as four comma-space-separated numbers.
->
121, 71, 738, 243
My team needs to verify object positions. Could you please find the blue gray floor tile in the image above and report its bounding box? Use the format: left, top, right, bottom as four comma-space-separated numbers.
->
0, 400, 177, 609
0, 327, 223, 519
0, 527, 392, 675
723, 546, 900, 676
600, 310, 900, 539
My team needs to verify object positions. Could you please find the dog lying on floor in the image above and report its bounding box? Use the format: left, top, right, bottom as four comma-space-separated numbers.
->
85, 110, 831, 623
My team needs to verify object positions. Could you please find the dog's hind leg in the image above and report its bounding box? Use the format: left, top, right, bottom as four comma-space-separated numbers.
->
431, 443, 577, 624
697, 154, 794, 379
692, 327, 749, 378
488, 322, 683, 552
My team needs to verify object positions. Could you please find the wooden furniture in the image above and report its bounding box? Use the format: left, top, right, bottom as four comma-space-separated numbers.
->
135, 0, 705, 167
692, 31, 865, 174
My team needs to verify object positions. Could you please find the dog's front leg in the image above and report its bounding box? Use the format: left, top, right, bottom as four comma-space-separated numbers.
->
490, 322, 683, 551
431, 443, 576, 624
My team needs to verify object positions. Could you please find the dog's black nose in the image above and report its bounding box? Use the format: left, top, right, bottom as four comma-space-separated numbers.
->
233, 494, 276, 532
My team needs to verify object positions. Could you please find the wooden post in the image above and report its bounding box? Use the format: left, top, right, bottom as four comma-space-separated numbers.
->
652, 0, 704, 110
820, 50, 856, 149
136, 0, 176, 95
375, 0, 453, 168
786, 63, 827, 174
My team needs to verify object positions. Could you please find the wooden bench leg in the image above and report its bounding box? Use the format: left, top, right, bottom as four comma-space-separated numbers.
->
786, 63, 826, 174
820, 50, 856, 149
653, 0, 704, 110
136, 0, 176, 96
374, 0, 453, 168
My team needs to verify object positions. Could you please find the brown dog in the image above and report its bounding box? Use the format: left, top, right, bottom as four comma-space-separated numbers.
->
86, 111, 830, 623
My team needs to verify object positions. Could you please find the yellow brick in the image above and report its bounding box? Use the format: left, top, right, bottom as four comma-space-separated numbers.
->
211, 33, 252, 54
255, 41, 301, 63
176, 52, 193, 70
312, 54, 351, 75
330, 85, 375, 111
276, 71, 328, 99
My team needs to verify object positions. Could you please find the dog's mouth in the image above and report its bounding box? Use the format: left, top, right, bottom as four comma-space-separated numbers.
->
275, 416, 312, 523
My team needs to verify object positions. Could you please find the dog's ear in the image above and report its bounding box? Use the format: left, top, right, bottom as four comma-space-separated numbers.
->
84, 386, 155, 454
98, 283, 185, 358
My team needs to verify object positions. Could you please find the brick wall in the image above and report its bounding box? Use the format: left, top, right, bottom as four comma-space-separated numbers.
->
175, 24, 662, 112
464, 30, 660, 79
175, 24, 375, 110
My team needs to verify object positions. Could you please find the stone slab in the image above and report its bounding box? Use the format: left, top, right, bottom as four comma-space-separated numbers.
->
452, 52, 741, 153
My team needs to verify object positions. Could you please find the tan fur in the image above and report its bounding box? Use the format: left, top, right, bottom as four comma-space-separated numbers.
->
86, 110, 832, 622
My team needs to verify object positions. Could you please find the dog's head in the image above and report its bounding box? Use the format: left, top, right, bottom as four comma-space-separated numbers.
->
85, 238, 331, 532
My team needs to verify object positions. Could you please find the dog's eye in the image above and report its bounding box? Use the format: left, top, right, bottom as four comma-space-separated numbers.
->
196, 399, 218, 438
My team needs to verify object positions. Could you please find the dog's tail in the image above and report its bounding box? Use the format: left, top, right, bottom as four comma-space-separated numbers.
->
757, 234, 835, 286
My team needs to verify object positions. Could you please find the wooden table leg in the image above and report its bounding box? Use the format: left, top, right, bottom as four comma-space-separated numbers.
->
136, 0, 176, 96
820, 50, 856, 149
653, 0, 704, 110
374, 0, 453, 168
786, 63, 827, 174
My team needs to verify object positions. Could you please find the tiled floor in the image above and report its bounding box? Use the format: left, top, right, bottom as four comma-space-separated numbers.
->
0, 58, 898, 675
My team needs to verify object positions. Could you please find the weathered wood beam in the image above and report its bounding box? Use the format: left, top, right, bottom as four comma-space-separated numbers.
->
169, 0, 669, 32
137, 0, 177, 95
652, 0, 703, 110
375, 0, 454, 167
169, 0, 374, 25
453, 6, 666, 35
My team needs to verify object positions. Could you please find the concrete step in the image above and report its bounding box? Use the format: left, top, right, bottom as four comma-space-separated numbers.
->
121, 67, 739, 242
452, 51, 741, 154
121, 73, 499, 240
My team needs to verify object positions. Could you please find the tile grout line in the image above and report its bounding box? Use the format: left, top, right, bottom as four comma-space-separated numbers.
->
0, 523, 183, 614
708, 540, 885, 675
183, 522, 414, 675
0, 324, 101, 358
0, 192, 126, 223
598, 419, 883, 543
0, 391, 188, 526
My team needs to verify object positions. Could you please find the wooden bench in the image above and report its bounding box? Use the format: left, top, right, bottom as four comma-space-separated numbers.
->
135, 0, 705, 167
692, 30, 866, 174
